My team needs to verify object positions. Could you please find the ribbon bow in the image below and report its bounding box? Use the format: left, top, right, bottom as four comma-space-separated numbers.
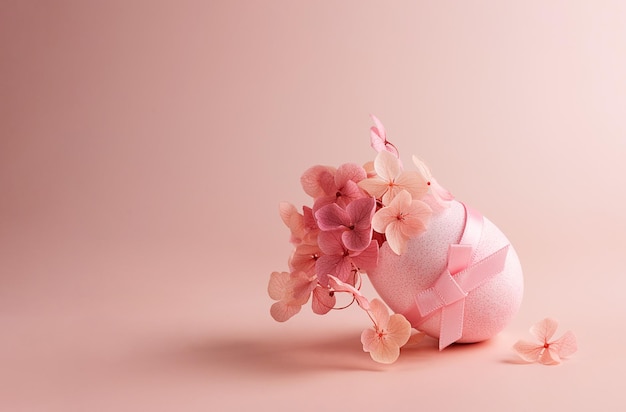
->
412, 204, 510, 350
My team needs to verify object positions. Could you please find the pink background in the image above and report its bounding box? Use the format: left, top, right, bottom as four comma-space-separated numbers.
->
1, 1, 625, 410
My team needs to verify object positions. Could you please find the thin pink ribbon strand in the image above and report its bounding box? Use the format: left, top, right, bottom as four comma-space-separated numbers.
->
405, 203, 510, 350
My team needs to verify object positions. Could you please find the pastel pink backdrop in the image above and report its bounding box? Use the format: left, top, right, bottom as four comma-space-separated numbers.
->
1, 1, 625, 410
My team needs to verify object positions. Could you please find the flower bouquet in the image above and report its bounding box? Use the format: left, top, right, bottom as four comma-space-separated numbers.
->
268, 116, 524, 363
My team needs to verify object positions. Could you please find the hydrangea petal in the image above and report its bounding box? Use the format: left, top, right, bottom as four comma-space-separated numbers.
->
317, 230, 345, 255
381, 186, 401, 205
342, 228, 372, 253
350, 241, 379, 272
362, 332, 401, 364
371, 206, 399, 234
288, 244, 320, 275
394, 171, 429, 199
270, 300, 301, 322
358, 177, 389, 200
552, 331, 578, 358
315, 254, 342, 285
412, 155, 432, 179
386, 314, 412, 347
315, 253, 353, 284
268, 271, 290, 301
373, 340, 402, 364
288, 271, 316, 305
369, 114, 388, 152
370, 114, 400, 157
312, 285, 336, 315
513, 340, 543, 362
302, 206, 318, 231
300, 165, 335, 198
369, 298, 390, 328
412, 155, 454, 210
311, 195, 337, 214
373, 150, 401, 183
540, 348, 561, 365
278, 202, 305, 244
531, 318, 559, 342
339, 180, 367, 204
399, 201, 432, 237
335, 162, 367, 187
385, 221, 407, 255
361, 328, 380, 353
347, 197, 376, 230
315, 203, 351, 231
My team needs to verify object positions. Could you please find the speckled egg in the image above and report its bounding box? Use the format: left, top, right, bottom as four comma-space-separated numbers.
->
367, 200, 523, 344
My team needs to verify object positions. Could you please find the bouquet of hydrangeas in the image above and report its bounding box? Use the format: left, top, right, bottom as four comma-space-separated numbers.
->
268, 116, 454, 363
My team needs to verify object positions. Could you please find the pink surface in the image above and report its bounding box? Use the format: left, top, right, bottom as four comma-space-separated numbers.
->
1, 1, 626, 410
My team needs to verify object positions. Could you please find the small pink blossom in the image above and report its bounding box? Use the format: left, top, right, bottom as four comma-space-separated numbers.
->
360, 298, 412, 364
369, 114, 400, 158
315, 197, 376, 252
268, 271, 317, 322
301, 163, 368, 211
358, 150, 428, 206
316, 231, 379, 285
412, 155, 454, 212
371, 190, 432, 255
328, 276, 415, 364
513, 318, 578, 365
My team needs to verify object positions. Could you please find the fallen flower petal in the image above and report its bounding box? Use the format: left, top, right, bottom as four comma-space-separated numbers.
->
513, 318, 578, 365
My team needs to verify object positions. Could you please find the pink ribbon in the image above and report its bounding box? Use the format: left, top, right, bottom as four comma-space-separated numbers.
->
409, 203, 509, 350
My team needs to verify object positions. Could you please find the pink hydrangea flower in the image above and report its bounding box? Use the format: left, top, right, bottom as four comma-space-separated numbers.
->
315, 197, 376, 252
361, 298, 412, 364
268, 271, 317, 322
268, 117, 466, 363
328, 276, 415, 364
301, 163, 368, 211
316, 230, 379, 285
371, 189, 432, 255
358, 150, 428, 206
369, 114, 400, 158
513, 318, 578, 365
412, 155, 454, 212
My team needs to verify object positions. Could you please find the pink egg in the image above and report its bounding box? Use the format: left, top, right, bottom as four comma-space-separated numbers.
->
367, 200, 523, 345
